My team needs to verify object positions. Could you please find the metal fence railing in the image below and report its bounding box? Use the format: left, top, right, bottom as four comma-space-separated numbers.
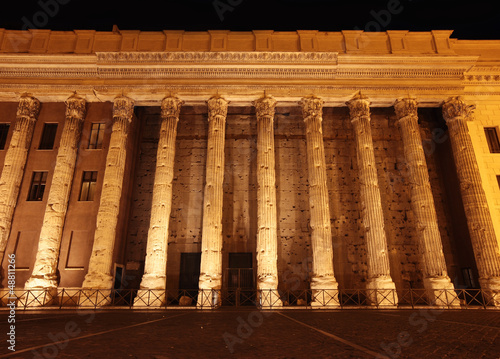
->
1, 288, 498, 310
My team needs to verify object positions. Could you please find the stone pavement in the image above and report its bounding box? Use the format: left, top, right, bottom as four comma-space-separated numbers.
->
1, 308, 499, 359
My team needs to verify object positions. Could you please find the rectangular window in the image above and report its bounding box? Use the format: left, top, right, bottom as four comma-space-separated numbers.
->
0, 124, 9, 150
497, 175, 500, 189
27, 171, 47, 201
484, 127, 500, 153
79, 171, 98, 201
38, 123, 58, 150
88, 123, 105, 149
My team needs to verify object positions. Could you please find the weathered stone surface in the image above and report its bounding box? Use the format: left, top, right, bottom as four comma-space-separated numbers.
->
81, 96, 135, 295
0, 96, 40, 268
25, 94, 86, 293
442, 96, 500, 305
300, 96, 339, 307
135, 96, 183, 307
394, 98, 456, 306
254, 95, 282, 307
197, 96, 228, 308
346, 92, 397, 306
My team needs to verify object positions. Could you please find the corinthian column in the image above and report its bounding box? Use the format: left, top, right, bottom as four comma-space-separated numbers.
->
346, 92, 397, 306
197, 95, 228, 308
394, 98, 456, 306
300, 96, 339, 307
0, 95, 40, 268
134, 96, 183, 307
23, 94, 86, 305
81, 96, 134, 305
442, 96, 500, 306
253, 95, 282, 308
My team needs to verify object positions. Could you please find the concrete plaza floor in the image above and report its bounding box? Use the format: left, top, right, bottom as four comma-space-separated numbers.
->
1, 308, 499, 358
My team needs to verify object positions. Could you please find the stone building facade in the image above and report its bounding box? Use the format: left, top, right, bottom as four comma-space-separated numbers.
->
0, 29, 499, 307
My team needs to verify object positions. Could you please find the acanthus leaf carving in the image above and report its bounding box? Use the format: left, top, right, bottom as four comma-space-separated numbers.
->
253, 95, 277, 119
207, 95, 229, 120
346, 92, 371, 120
65, 94, 87, 121
299, 96, 324, 121
394, 97, 418, 120
16, 95, 40, 120
442, 96, 476, 122
113, 96, 135, 120
161, 96, 184, 120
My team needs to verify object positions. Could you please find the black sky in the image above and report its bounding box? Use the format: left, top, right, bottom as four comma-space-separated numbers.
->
1, 0, 500, 40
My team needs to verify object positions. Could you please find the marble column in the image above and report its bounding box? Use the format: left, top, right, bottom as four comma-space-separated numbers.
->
0, 95, 40, 269
346, 92, 397, 306
442, 96, 500, 306
197, 96, 228, 308
23, 94, 86, 305
300, 96, 339, 307
134, 96, 183, 307
81, 96, 134, 305
254, 95, 282, 308
394, 98, 456, 306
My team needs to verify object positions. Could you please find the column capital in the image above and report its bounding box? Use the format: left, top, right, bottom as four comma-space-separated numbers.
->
253, 95, 277, 119
394, 97, 418, 121
299, 95, 323, 121
346, 92, 370, 121
113, 96, 135, 121
17, 95, 40, 120
65, 94, 86, 121
442, 96, 475, 123
161, 96, 184, 119
207, 95, 229, 120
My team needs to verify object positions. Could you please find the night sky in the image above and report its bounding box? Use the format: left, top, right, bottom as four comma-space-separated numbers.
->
0, 0, 499, 40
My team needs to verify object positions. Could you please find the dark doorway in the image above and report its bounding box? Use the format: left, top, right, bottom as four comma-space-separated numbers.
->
179, 253, 201, 298
225, 252, 255, 306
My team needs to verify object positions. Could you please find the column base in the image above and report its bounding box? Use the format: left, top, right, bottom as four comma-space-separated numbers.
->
78, 289, 112, 307
310, 276, 340, 307
197, 289, 221, 309
18, 288, 58, 307
258, 289, 282, 308
81, 271, 114, 289
423, 276, 459, 307
133, 289, 166, 307
479, 277, 500, 307
366, 277, 398, 307
138, 274, 166, 291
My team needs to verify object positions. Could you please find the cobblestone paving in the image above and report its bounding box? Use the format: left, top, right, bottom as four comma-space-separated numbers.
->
1, 309, 499, 359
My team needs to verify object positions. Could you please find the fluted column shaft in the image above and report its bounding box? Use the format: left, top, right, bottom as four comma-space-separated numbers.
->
139, 97, 183, 291
347, 94, 395, 289
25, 95, 86, 290
442, 97, 500, 293
300, 97, 338, 293
254, 96, 279, 293
0, 96, 40, 265
82, 96, 134, 290
198, 96, 228, 297
395, 99, 455, 303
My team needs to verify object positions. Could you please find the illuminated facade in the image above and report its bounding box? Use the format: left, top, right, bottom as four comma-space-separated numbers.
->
0, 29, 499, 308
